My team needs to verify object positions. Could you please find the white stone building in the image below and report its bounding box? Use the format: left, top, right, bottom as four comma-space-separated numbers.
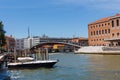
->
15, 38, 24, 50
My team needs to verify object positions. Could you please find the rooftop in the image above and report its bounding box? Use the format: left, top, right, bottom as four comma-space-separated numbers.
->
89, 14, 120, 25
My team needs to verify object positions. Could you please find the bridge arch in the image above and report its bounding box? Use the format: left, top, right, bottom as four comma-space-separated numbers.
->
30, 42, 81, 51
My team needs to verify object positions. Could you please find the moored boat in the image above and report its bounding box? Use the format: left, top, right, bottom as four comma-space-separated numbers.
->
7, 48, 59, 69
7, 59, 58, 69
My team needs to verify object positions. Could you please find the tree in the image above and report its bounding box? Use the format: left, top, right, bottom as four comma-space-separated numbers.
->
0, 21, 6, 53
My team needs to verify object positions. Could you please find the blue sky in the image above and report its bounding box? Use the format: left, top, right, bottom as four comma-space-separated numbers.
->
0, 0, 120, 38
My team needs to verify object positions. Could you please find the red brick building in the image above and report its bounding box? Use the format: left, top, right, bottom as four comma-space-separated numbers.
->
88, 14, 120, 46
3, 35, 15, 52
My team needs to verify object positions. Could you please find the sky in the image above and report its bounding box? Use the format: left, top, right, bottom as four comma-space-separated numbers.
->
0, 0, 120, 38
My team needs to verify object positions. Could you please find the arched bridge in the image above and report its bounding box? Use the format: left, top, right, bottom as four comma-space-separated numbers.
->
30, 42, 81, 50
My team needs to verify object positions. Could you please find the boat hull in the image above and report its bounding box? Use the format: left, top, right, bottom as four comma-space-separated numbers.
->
8, 60, 58, 69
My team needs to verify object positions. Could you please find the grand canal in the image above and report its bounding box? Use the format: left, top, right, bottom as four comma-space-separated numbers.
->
1, 53, 120, 80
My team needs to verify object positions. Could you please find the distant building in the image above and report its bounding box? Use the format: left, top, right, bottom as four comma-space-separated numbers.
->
3, 35, 15, 52
88, 14, 120, 46
71, 37, 88, 46
39, 37, 71, 43
32, 37, 40, 46
24, 38, 32, 49
15, 38, 24, 50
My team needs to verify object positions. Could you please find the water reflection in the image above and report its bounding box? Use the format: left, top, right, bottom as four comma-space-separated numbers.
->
0, 69, 10, 80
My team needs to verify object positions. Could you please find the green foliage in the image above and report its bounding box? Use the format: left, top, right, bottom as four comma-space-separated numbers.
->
0, 21, 6, 47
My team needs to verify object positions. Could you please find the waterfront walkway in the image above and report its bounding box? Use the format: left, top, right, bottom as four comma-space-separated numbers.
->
75, 46, 120, 54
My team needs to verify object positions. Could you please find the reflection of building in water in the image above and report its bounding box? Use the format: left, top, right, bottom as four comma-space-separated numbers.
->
88, 14, 120, 46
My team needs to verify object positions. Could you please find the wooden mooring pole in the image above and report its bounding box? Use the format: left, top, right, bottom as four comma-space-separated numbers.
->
45, 48, 49, 60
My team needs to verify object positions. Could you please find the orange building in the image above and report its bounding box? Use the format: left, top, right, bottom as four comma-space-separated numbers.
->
3, 35, 15, 52
88, 14, 120, 46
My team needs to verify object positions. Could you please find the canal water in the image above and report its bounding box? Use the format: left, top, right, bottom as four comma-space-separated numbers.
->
1, 53, 120, 80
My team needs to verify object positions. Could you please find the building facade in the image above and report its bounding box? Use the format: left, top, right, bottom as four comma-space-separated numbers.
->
32, 37, 40, 46
39, 37, 71, 43
71, 37, 88, 46
88, 14, 120, 46
3, 35, 15, 52
24, 38, 32, 49
15, 38, 24, 50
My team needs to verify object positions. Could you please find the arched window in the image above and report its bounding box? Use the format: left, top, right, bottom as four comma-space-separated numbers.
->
117, 19, 119, 26
117, 33, 119, 37
108, 29, 110, 33
91, 32, 93, 36
91, 26, 92, 28
99, 24, 101, 27
94, 31, 95, 35
105, 29, 107, 34
99, 30, 101, 35
112, 33, 114, 37
112, 21, 114, 27
96, 31, 98, 35
102, 24, 104, 26
102, 30, 104, 34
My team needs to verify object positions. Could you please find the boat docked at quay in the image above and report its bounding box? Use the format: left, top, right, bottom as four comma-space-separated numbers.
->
7, 58, 58, 69
7, 48, 59, 69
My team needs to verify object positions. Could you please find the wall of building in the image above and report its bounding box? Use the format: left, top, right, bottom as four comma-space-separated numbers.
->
88, 14, 120, 46
3, 35, 15, 52
71, 37, 88, 46
15, 39, 24, 50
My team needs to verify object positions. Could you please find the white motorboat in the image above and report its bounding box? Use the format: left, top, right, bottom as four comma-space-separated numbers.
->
7, 59, 59, 69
